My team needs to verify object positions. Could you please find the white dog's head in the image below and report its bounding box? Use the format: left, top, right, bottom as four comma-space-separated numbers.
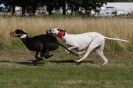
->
47, 28, 60, 36
47, 28, 66, 38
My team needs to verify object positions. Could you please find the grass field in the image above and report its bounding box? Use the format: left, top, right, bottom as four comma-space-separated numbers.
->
0, 50, 133, 88
0, 17, 132, 88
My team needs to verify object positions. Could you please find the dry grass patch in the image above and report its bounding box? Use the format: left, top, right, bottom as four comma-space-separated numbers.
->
0, 17, 132, 51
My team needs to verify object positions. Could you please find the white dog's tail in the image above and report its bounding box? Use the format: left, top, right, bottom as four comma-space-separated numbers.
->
104, 37, 130, 42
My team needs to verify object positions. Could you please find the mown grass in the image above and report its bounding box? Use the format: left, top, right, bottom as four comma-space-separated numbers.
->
0, 50, 133, 88
0, 16, 132, 52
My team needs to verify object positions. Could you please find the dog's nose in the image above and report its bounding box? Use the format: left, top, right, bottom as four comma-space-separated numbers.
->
10, 32, 16, 37
10, 32, 14, 35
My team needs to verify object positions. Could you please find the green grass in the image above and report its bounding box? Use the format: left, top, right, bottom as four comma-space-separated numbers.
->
0, 50, 133, 88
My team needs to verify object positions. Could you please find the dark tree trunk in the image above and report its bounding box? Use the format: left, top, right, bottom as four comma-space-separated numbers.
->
47, 6, 53, 15
61, 0, 66, 15
12, 5, 15, 15
71, 5, 74, 15
31, 5, 37, 15
62, 5, 66, 15
22, 6, 25, 16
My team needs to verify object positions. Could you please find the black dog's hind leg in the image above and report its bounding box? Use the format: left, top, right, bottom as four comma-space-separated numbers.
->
40, 51, 53, 59
35, 52, 43, 61
43, 44, 53, 59
32, 52, 44, 65
43, 52, 53, 59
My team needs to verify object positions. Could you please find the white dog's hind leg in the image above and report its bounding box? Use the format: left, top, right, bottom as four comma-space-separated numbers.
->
96, 43, 108, 65
96, 50, 108, 65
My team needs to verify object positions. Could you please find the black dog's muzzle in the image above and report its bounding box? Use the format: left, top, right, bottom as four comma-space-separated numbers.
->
10, 32, 22, 37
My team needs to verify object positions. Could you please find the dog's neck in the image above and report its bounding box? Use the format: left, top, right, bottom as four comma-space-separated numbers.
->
20, 34, 32, 50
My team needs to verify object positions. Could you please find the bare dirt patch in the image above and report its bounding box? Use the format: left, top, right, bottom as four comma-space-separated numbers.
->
0, 50, 34, 58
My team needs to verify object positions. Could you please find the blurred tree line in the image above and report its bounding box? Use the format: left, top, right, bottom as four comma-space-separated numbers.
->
0, 0, 132, 16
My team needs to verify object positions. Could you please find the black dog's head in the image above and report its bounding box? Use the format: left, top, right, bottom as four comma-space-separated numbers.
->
10, 29, 27, 38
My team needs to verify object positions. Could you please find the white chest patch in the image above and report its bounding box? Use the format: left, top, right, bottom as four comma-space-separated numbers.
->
20, 34, 27, 39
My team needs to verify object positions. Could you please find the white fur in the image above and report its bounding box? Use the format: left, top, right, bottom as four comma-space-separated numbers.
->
49, 28, 129, 65
20, 34, 27, 39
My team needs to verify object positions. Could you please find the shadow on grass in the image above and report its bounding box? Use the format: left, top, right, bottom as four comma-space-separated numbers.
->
16, 61, 34, 65
0, 59, 95, 66
48, 60, 95, 64
0, 60, 41, 66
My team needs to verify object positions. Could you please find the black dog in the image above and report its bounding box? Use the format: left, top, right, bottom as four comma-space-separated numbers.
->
10, 29, 79, 65
10, 29, 60, 62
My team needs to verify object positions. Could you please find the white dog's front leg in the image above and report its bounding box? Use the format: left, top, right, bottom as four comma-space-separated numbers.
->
77, 50, 86, 55
75, 43, 100, 63
76, 50, 86, 58
75, 48, 93, 62
65, 46, 78, 53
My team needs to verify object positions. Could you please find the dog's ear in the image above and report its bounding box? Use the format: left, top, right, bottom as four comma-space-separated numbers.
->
57, 29, 61, 31
58, 28, 66, 32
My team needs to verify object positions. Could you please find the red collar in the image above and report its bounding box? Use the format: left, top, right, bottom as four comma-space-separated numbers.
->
57, 31, 65, 38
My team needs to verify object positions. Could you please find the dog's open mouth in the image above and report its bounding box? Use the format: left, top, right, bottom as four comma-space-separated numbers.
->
10, 32, 22, 37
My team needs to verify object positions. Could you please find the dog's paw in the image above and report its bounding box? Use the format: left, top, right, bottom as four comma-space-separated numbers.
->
102, 61, 108, 65
78, 55, 82, 58
44, 54, 53, 59
74, 60, 81, 63
74, 60, 81, 65
65, 50, 70, 53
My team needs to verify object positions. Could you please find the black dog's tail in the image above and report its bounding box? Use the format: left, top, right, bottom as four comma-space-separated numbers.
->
58, 42, 79, 57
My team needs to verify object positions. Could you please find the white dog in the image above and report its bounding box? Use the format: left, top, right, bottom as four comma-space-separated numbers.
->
47, 28, 129, 65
